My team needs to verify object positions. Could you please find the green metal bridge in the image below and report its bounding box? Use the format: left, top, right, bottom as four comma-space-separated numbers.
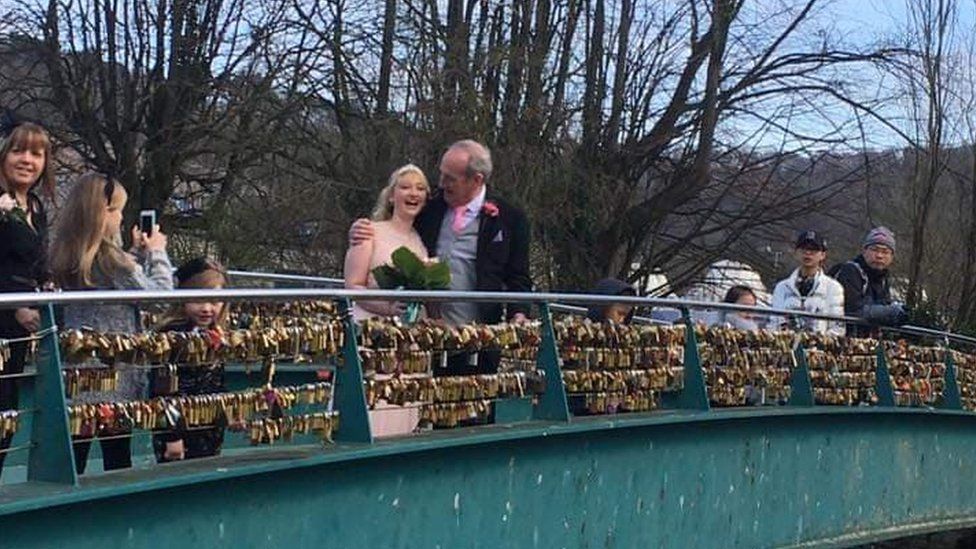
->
1, 284, 975, 548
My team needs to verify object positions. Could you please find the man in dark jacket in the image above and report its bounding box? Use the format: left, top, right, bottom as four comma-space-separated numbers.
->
827, 226, 907, 336
412, 140, 532, 327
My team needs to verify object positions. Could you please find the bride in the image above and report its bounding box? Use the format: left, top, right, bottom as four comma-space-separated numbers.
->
344, 164, 430, 320
344, 164, 430, 437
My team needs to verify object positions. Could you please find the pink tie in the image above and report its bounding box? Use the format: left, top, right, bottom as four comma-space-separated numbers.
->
452, 206, 467, 233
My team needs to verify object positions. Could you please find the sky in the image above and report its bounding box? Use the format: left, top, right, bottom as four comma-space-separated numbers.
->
831, 0, 975, 43
727, 0, 976, 151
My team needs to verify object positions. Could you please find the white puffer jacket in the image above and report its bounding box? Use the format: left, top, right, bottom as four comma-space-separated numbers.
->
771, 269, 845, 336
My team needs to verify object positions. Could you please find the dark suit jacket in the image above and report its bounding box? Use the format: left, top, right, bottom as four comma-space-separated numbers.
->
414, 190, 532, 323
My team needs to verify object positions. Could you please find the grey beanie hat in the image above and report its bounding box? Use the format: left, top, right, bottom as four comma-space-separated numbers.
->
863, 226, 896, 252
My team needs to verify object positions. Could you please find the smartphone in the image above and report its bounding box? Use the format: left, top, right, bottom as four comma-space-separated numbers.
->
139, 209, 156, 236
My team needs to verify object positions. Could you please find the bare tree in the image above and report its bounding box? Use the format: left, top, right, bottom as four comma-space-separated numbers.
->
0, 0, 906, 292
896, 0, 958, 309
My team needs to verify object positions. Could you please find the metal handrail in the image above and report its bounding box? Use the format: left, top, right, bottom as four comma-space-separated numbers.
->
5, 285, 973, 346
224, 270, 976, 346
226, 270, 677, 326
548, 303, 672, 326
227, 270, 344, 287
0, 287, 869, 321
881, 324, 976, 346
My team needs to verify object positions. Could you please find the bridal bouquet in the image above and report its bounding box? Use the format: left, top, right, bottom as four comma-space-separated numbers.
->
371, 246, 450, 323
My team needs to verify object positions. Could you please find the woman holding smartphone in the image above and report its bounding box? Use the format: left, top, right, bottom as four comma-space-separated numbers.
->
49, 172, 174, 474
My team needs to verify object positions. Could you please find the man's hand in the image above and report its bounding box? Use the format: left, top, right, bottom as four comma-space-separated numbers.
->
893, 303, 910, 325
349, 218, 375, 246
14, 308, 40, 332
164, 439, 186, 461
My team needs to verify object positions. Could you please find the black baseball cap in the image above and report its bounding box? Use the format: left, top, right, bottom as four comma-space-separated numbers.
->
795, 230, 827, 251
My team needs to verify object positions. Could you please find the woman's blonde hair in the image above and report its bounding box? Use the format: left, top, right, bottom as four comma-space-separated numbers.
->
0, 122, 57, 202
49, 172, 133, 289
370, 164, 430, 221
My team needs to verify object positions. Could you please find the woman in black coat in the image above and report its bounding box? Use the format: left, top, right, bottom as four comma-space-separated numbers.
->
0, 119, 56, 475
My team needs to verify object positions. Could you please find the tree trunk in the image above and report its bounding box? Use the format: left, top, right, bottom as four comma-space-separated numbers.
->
605, 0, 633, 147
500, 0, 531, 144
443, 0, 466, 106
376, 0, 397, 116
958, 144, 976, 326
544, 0, 581, 142
581, 0, 606, 153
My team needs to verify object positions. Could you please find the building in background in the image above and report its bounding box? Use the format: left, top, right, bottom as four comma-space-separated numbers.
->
683, 260, 771, 326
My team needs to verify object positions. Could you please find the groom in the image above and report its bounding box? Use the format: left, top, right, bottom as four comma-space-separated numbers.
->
350, 139, 533, 374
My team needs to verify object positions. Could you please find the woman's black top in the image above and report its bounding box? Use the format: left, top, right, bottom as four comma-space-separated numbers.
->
0, 192, 48, 336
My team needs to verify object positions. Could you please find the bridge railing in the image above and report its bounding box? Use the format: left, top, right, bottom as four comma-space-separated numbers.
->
0, 285, 972, 490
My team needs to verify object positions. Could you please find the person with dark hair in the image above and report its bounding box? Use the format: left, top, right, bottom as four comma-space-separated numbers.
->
717, 285, 761, 332
828, 226, 907, 336
152, 257, 229, 463
772, 230, 845, 335
0, 117, 57, 475
586, 278, 637, 324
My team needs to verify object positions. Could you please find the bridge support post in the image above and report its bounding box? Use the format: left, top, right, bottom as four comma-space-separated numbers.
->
26, 305, 77, 485
940, 348, 962, 410
875, 343, 895, 407
332, 299, 373, 443
669, 308, 709, 411
788, 343, 815, 406
533, 302, 570, 422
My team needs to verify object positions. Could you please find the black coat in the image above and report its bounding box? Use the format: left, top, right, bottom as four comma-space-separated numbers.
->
414, 190, 533, 323
152, 320, 226, 397
0, 192, 48, 337
151, 320, 226, 461
829, 255, 904, 334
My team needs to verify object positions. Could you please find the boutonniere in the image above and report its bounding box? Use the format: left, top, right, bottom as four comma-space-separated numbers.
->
482, 201, 500, 218
0, 194, 28, 226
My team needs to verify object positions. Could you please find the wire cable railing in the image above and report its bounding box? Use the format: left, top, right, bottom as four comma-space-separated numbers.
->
221, 269, 976, 346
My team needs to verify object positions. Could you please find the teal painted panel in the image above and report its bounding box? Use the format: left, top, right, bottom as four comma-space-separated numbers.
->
876, 344, 896, 407
4, 410, 976, 548
789, 345, 814, 407
495, 397, 533, 423
674, 314, 709, 410
942, 351, 963, 410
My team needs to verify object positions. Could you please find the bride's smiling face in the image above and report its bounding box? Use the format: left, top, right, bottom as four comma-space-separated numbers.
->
392, 172, 429, 219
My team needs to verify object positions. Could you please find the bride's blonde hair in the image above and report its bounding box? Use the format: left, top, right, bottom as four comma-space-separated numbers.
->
371, 164, 429, 221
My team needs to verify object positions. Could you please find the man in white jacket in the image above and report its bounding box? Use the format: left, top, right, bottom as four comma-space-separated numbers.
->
771, 230, 845, 335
